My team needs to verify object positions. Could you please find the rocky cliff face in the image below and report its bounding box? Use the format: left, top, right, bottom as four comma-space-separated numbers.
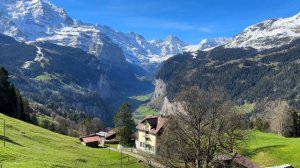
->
151, 79, 180, 115
152, 79, 167, 100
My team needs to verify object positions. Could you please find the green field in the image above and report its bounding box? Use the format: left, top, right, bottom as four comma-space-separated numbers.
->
129, 94, 152, 102
236, 103, 255, 113
36, 114, 56, 126
245, 131, 300, 167
1, 113, 299, 168
136, 105, 160, 116
34, 72, 57, 81
0, 114, 144, 168
133, 105, 160, 122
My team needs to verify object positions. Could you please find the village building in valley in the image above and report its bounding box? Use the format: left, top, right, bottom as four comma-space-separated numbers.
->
80, 129, 116, 147
135, 116, 167, 154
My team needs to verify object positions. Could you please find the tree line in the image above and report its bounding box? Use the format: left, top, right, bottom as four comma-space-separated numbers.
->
0, 67, 33, 123
0, 67, 104, 137
250, 100, 300, 137
31, 103, 103, 137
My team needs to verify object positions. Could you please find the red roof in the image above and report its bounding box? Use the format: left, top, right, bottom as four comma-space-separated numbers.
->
136, 116, 167, 135
106, 129, 116, 138
81, 136, 103, 143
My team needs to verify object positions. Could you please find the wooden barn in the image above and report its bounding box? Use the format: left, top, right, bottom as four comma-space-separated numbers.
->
80, 135, 104, 148
79, 129, 117, 147
215, 153, 259, 168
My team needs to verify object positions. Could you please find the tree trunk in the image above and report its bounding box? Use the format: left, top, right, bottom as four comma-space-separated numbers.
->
196, 159, 201, 168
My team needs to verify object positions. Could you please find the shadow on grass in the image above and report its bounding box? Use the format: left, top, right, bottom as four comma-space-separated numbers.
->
0, 135, 23, 147
243, 144, 287, 158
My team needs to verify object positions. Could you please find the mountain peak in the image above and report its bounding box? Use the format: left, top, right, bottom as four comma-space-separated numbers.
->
160, 35, 186, 47
225, 12, 300, 50
0, 0, 73, 40
184, 37, 231, 52
164, 35, 182, 43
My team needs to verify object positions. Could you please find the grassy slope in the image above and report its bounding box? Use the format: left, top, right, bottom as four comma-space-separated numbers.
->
129, 93, 160, 122
129, 94, 152, 102
136, 106, 160, 116
245, 131, 300, 167
3, 113, 299, 167
0, 114, 143, 168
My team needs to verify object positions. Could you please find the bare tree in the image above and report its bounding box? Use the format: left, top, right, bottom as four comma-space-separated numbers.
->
253, 100, 293, 136
158, 86, 247, 168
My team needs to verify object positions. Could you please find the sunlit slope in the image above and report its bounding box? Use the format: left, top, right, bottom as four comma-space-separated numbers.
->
245, 131, 300, 167
0, 113, 143, 168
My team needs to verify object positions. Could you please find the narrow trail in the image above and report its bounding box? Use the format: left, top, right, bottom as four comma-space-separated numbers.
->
108, 147, 165, 168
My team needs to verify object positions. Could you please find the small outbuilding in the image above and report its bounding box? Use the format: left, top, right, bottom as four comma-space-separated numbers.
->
215, 153, 260, 168
106, 129, 116, 140
80, 135, 104, 148
80, 129, 118, 147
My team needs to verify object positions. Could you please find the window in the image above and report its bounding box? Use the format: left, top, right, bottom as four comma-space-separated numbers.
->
146, 145, 154, 152
140, 142, 142, 147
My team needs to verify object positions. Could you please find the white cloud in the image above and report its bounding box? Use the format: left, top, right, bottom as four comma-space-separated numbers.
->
197, 27, 213, 33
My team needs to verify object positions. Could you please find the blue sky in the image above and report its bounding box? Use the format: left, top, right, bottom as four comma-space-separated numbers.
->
51, 0, 300, 44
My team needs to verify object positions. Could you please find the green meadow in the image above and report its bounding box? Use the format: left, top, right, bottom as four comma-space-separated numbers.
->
1, 113, 300, 168
245, 131, 300, 167
0, 114, 144, 168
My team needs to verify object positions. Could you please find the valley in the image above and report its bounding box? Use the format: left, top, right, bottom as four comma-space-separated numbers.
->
0, 0, 300, 167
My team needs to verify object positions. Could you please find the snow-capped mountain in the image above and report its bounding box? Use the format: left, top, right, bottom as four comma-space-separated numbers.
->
98, 26, 187, 65
0, 0, 106, 57
0, 0, 228, 75
0, 0, 186, 67
184, 38, 231, 52
226, 13, 300, 50
0, 0, 73, 41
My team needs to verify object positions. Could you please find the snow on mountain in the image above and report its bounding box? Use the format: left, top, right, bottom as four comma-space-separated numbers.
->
153, 35, 187, 55
36, 23, 104, 56
0, 0, 228, 73
97, 26, 188, 65
0, 0, 73, 41
184, 38, 231, 52
0, 0, 186, 67
226, 13, 300, 50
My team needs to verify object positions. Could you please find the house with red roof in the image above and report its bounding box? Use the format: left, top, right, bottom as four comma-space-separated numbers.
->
135, 116, 167, 154
80, 135, 104, 148
80, 129, 117, 147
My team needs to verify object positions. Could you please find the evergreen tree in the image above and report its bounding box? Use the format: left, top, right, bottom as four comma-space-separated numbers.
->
0, 67, 9, 88
290, 109, 300, 137
0, 67, 32, 123
114, 103, 135, 145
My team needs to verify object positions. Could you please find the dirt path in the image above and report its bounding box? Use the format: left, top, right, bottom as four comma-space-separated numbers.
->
108, 147, 165, 168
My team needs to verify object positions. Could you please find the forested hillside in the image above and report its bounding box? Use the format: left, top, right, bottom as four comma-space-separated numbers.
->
0, 67, 32, 122
0, 34, 152, 124
157, 38, 300, 110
